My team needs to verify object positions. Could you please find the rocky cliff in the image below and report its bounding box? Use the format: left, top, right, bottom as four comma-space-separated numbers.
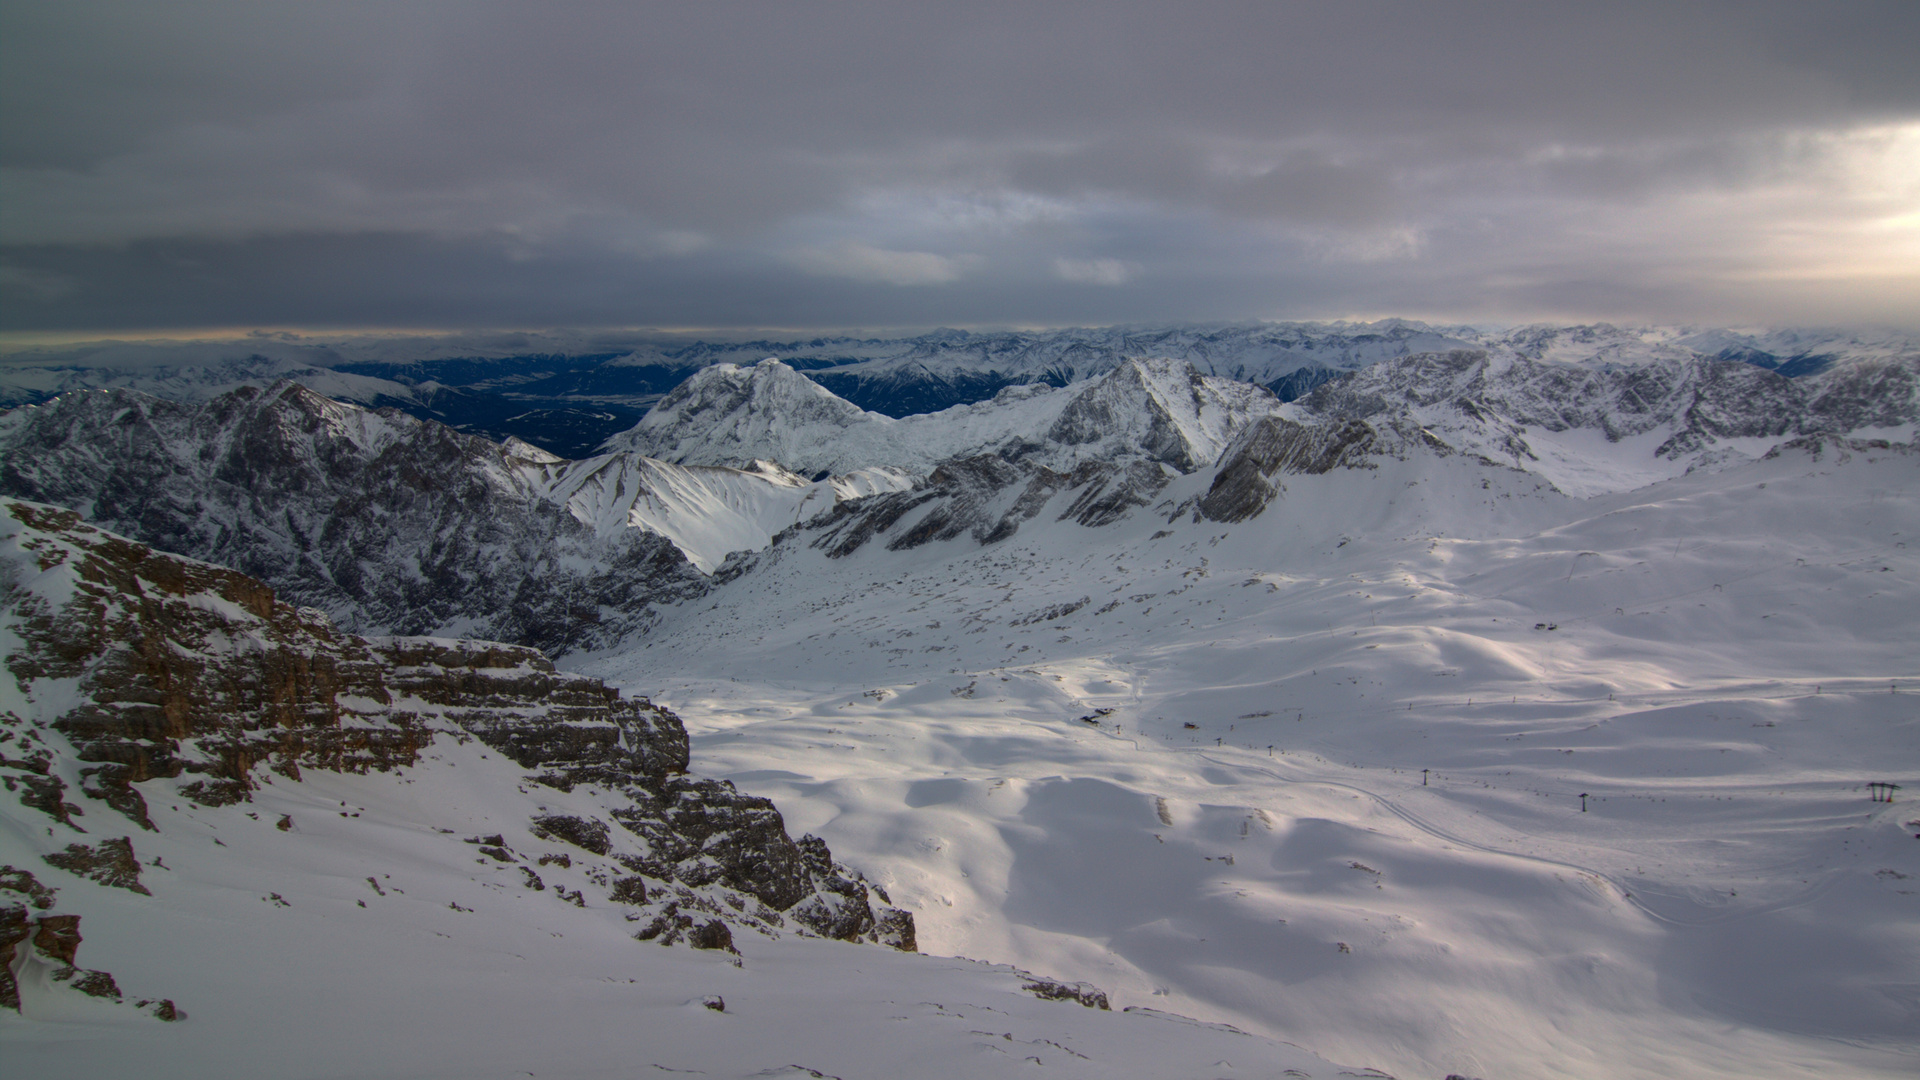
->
0, 500, 913, 1017
0, 382, 719, 655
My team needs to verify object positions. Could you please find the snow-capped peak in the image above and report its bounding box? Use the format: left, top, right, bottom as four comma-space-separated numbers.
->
600, 356, 1278, 478
602, 359, 881, 471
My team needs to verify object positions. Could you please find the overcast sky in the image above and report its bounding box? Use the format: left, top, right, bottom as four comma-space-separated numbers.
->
2, 1, 1917, 337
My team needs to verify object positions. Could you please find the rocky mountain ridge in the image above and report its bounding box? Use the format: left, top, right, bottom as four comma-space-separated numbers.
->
1281, 349, 1920, 496
609, 355, 1276, 478
5, 348, 1917, 657
598, 348, 1920, 566
8, 322, 1913, 457
1, 499, 913, 1018
0, 382, 916, 650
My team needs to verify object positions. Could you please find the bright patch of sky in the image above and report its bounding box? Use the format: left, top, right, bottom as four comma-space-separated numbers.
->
1, 1, 1915, 333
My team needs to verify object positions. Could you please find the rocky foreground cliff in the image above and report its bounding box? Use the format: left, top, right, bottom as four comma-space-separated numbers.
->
1, 500, 911, 1020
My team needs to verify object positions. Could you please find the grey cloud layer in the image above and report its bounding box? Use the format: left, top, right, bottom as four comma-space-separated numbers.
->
3, 1, 1916, 331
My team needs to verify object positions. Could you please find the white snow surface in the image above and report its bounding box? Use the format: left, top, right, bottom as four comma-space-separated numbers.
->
569, 436, 1920, 1080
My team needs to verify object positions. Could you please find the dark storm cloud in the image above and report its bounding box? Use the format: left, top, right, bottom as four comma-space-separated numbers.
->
2, 1, 1917, 333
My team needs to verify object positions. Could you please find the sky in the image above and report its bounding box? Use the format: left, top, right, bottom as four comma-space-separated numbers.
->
2, 1, 1918, 337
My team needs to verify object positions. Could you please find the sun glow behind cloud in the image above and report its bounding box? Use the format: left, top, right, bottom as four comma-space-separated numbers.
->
2, 2, 1917, 332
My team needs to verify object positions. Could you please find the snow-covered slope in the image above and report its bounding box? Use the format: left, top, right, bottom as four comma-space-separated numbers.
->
580, 432, 1920, 1080
2, 500, 1364, 1079
536, 454, 911, 574
604, 356, 1277, 477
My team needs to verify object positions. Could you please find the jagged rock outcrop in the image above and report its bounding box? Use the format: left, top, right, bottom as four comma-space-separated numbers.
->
3, 501, 433, 818
804, 452, 1176, 559
468, 686, 913, 945
1, 500, 913, 955
375, 638, 690, 784
1021, 977, 1112, 1010
1, 866, 178, 1019
1196, 415, 1382, 523
41, 839, 151, 894
0, 382, 711, 655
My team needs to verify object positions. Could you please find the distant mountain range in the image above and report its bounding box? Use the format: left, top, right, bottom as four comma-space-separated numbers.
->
5, 343, 1913, 657
4, 321, 1914, 458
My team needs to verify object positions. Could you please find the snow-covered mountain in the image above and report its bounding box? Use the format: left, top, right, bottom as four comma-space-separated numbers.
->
1266, 349, 1920, 498
606, 356, 1276, 478
617, 320, 1920, 407
4, 334, 1919, 1079
0, 382, 915, 651
8, 321, 1914, 457
6, 349, 1915, 651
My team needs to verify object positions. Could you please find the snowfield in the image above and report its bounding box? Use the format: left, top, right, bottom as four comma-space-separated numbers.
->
2, 729, 1356, 1080
581, 436, 1920, 1080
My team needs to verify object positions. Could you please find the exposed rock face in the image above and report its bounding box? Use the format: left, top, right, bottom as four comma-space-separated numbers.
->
4, 501, 432, 817
531, 815, 613, 856
375, 638, 690, 784
1, 866, 178, 1019
42, 839, 150, 895
473, 694, 913, 944
1021, 978, 1111, 1010
1196, 416, 1380, 523
790, 833, 917, 952
805, 454, 1175, 559
1, 499, 912, 953
0, 383, 709, 655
